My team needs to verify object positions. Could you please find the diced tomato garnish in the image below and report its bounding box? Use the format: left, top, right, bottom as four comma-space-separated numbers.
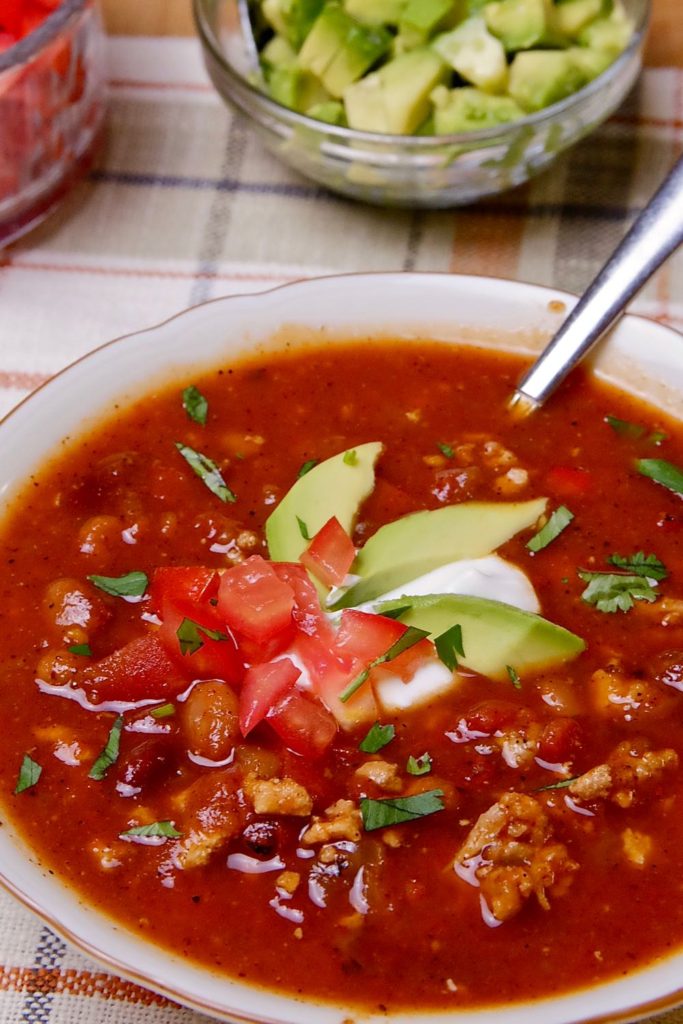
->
464, 700, 519, 736
149, 566, 219, 615
239, 658, 301, 737
267, 689, 337, 759
157, 598, 244, 684
372, 637, 435, 682
218, 555, 295, 645
335, 609, 406, 664
546, 466, 592, 499
271, 562, 335, 644
299, 515, 356, 588
291, 629, 378, 730
84, 634, 183, 703
537, 718, 582, 765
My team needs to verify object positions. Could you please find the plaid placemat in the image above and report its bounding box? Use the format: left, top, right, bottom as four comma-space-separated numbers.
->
0, 33, 682, 1024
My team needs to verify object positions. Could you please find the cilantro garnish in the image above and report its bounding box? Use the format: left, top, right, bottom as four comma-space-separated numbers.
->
339, 626, 429, 703
526, 505, 574, 553
150, 703, 175, 720
434, 623, 464, 672
605, 415, 645, 440
176, 618, 228, 656
343, 449, 358, 466
88, 716, 124, 781
120, 821, 181, 840
636, 458, 683, 496
15, 754, 42, 794
649, 431, 668, 446
88, 571, 148, 599
406, 753, 432, 776
607, 551, 667, 581
535, 776, 580, 793
506, 665, 521, 690
182, 384, 208, 426
578, 571, 658, 614
68, 643, 92, 657
437, 442, 454, 459
360, 790, 444, 831
176, 443, 236, 503
359, 722, 395, 754
296, 516, 310, 541
298, 459, 318, 478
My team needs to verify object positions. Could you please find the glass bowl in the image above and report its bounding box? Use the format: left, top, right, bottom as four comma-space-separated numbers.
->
0, 0, 107, 246
194, 0, 649, 208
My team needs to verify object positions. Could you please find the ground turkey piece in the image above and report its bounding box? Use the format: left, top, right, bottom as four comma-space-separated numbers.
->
569, 739, 679, 808
455, 792, 578, 923
243, 774, 313, 816
302, 800, 363, 845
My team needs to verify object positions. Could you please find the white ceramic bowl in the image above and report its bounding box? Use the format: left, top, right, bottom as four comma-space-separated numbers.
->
0, 273, 682, 1024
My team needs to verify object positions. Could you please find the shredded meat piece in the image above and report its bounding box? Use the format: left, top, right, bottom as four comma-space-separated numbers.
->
275, 871, 300, 894
622, 828, 652, 867
243, 774, 313, 816
354, 760, 402, 792
568, 764, 612, 801
302, 799, 362, 845
455, 792, 578, 923
569, 740, 678, 808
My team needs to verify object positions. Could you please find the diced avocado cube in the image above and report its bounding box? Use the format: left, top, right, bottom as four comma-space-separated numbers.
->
483, 0, 547, 50
344, 70, 391, 130
401, 0, 455, 33
266, 64, 331, 111
431, 84, 524, 131
262, 0, 326, 48
578, 0, 633, 52
550, 0, 612, 38
299, 4, 392, 98
465, 0, 497, 10
433, 17, 508, 94
344, 0, 407, 24
379, 46, 448, 132
508, 49, 588, 110
566, 44, 614, 80
306, 99, 348, 123
260, 35, 298, 69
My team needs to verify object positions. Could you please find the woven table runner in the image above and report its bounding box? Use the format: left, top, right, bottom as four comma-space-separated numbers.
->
0, 34, 682, 1024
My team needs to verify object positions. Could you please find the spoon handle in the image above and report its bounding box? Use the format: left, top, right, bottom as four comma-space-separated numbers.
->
512, 154, 683, 411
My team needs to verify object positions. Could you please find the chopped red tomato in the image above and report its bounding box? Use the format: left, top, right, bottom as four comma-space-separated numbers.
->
271, 561, 335, 644
267, 689, 337, 759
218, 555, 295, 644
537, 718, 582, 765
335, 608, 406, 664
149, 566, 219, 614
292, 631, 378, 730
546, 466, 592, 499
239, 658, 301, 737
464, 700, 519, 736
157, 598, 244, 684
84, 634, 183, 703
372, 637, 435, 682
299, 516, 356, 588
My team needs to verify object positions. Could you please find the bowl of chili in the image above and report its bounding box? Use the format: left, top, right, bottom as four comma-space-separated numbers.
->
0, 273, 682, 1024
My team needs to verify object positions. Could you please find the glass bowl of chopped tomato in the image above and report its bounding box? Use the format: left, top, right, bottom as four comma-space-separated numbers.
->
0, 0, 106, 246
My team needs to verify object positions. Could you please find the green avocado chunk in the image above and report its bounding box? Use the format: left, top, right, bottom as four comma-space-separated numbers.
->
508, 49, 588, 111
344, 46, 447, 132
332, 497, 546, 608
483, 0, 548, 51
432, 84, 524, 131
550, 0, 612, 39
433, 17, 508, 93
298, 3, 392, 98
265, 441, 383, 567
344, 0, 407, 24
375, 593, 585, 679
577, 0, 633, 52
262, 0, 326, 48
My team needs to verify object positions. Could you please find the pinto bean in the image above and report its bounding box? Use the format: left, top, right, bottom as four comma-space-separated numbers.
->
180, 680, 240, 761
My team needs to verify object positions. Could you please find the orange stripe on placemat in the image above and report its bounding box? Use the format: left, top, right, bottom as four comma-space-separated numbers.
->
449, 206, 527, 279
0, 964, 174, 1006
0, 370, 49, 391
3, 259, 298, 284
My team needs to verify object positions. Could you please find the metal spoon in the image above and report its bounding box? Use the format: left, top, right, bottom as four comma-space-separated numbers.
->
509, 154, 683, 416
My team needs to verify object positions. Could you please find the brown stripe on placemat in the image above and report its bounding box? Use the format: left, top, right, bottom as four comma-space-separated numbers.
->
0, 964, 174, 1006
448, 195, 529, 278
0, 371, 49, 391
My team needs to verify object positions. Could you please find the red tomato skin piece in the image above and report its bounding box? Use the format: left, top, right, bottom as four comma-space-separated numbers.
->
157, 597, 244, 684
218, 555, 295, 645
239, 658, 301, 737
149, 566, 219, 615
291, 632, 378, 729
267, 689, 338, 759
271, 562, 335, 643
538, 718, 582, 765
299, 516, 356, 588
335, 609, 406, 664
84, 634, 183, 703
546, 466, 592, 499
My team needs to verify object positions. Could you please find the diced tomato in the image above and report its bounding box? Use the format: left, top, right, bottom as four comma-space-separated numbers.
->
267, 689, 337, 759
537, 718, 582, 765
157, 597, 244, 684
372, 637, 435, 682
218, 555, 294, 645
335, 609, 406, 664
271, 561, 335, 644
292, 631, 378, 730
0, 0, 23, 37
239, 658, 301, 737
149, 566, 219, 615
464, 700, 519, 736
84, 634, 183, 703
299, 516, 356, 588
546, 466, 592, 499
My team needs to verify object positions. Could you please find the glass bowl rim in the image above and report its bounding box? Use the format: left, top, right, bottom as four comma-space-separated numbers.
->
193, 0, 650, 148
0, 0, 90, 74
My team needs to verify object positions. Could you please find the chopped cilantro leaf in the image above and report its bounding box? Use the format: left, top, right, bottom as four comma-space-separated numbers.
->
340, 626, 430, 703
176, 618, 227, 656
88, 716, 124, 781
535, 776, 580, 792
636, 458, 683, 496
605, 415, 645, 439
360, 789, 444, 831
297, 516, 310, 541
434, 623, 464, 672
120, 821, 181, 840
182, 385, 208, 426
88, 571, 148, 599
607, 551, 667, 581
649, 431, 668, 446
151, 703, 175, 719
176, 443, 236, 503
437, 442, 454, 459
406, 753, 432, 776
68, 643, 92, 657
343, 449, 358, 466
377, 604, 411, 621
298, 459, 318, 478
15, 754, 41, 794
506, 665, 521, 690
526, 505, 574, 553
359, 722, 395, 754
578, 571, 658, 613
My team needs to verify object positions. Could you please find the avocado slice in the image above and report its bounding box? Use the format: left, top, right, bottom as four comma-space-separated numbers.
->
332, 498, 546, 609
298, 3, 392, 98
265, 441, 383, 566
344, 0, 407, 25
376, 593, 585, 679
550, 0, 612, 39
344, 47, 446, 133
566, 44, 614, 80
483, 0, 548, 51
577, 0, 633, 52
508, 50, 588, 111
431, 84, 524, 131
433, 17, 508, 94
343, 70, 390, 130
262, 0, 326, 48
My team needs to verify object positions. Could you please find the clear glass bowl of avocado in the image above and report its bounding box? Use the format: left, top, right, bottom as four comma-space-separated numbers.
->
194, 0, 648, 207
